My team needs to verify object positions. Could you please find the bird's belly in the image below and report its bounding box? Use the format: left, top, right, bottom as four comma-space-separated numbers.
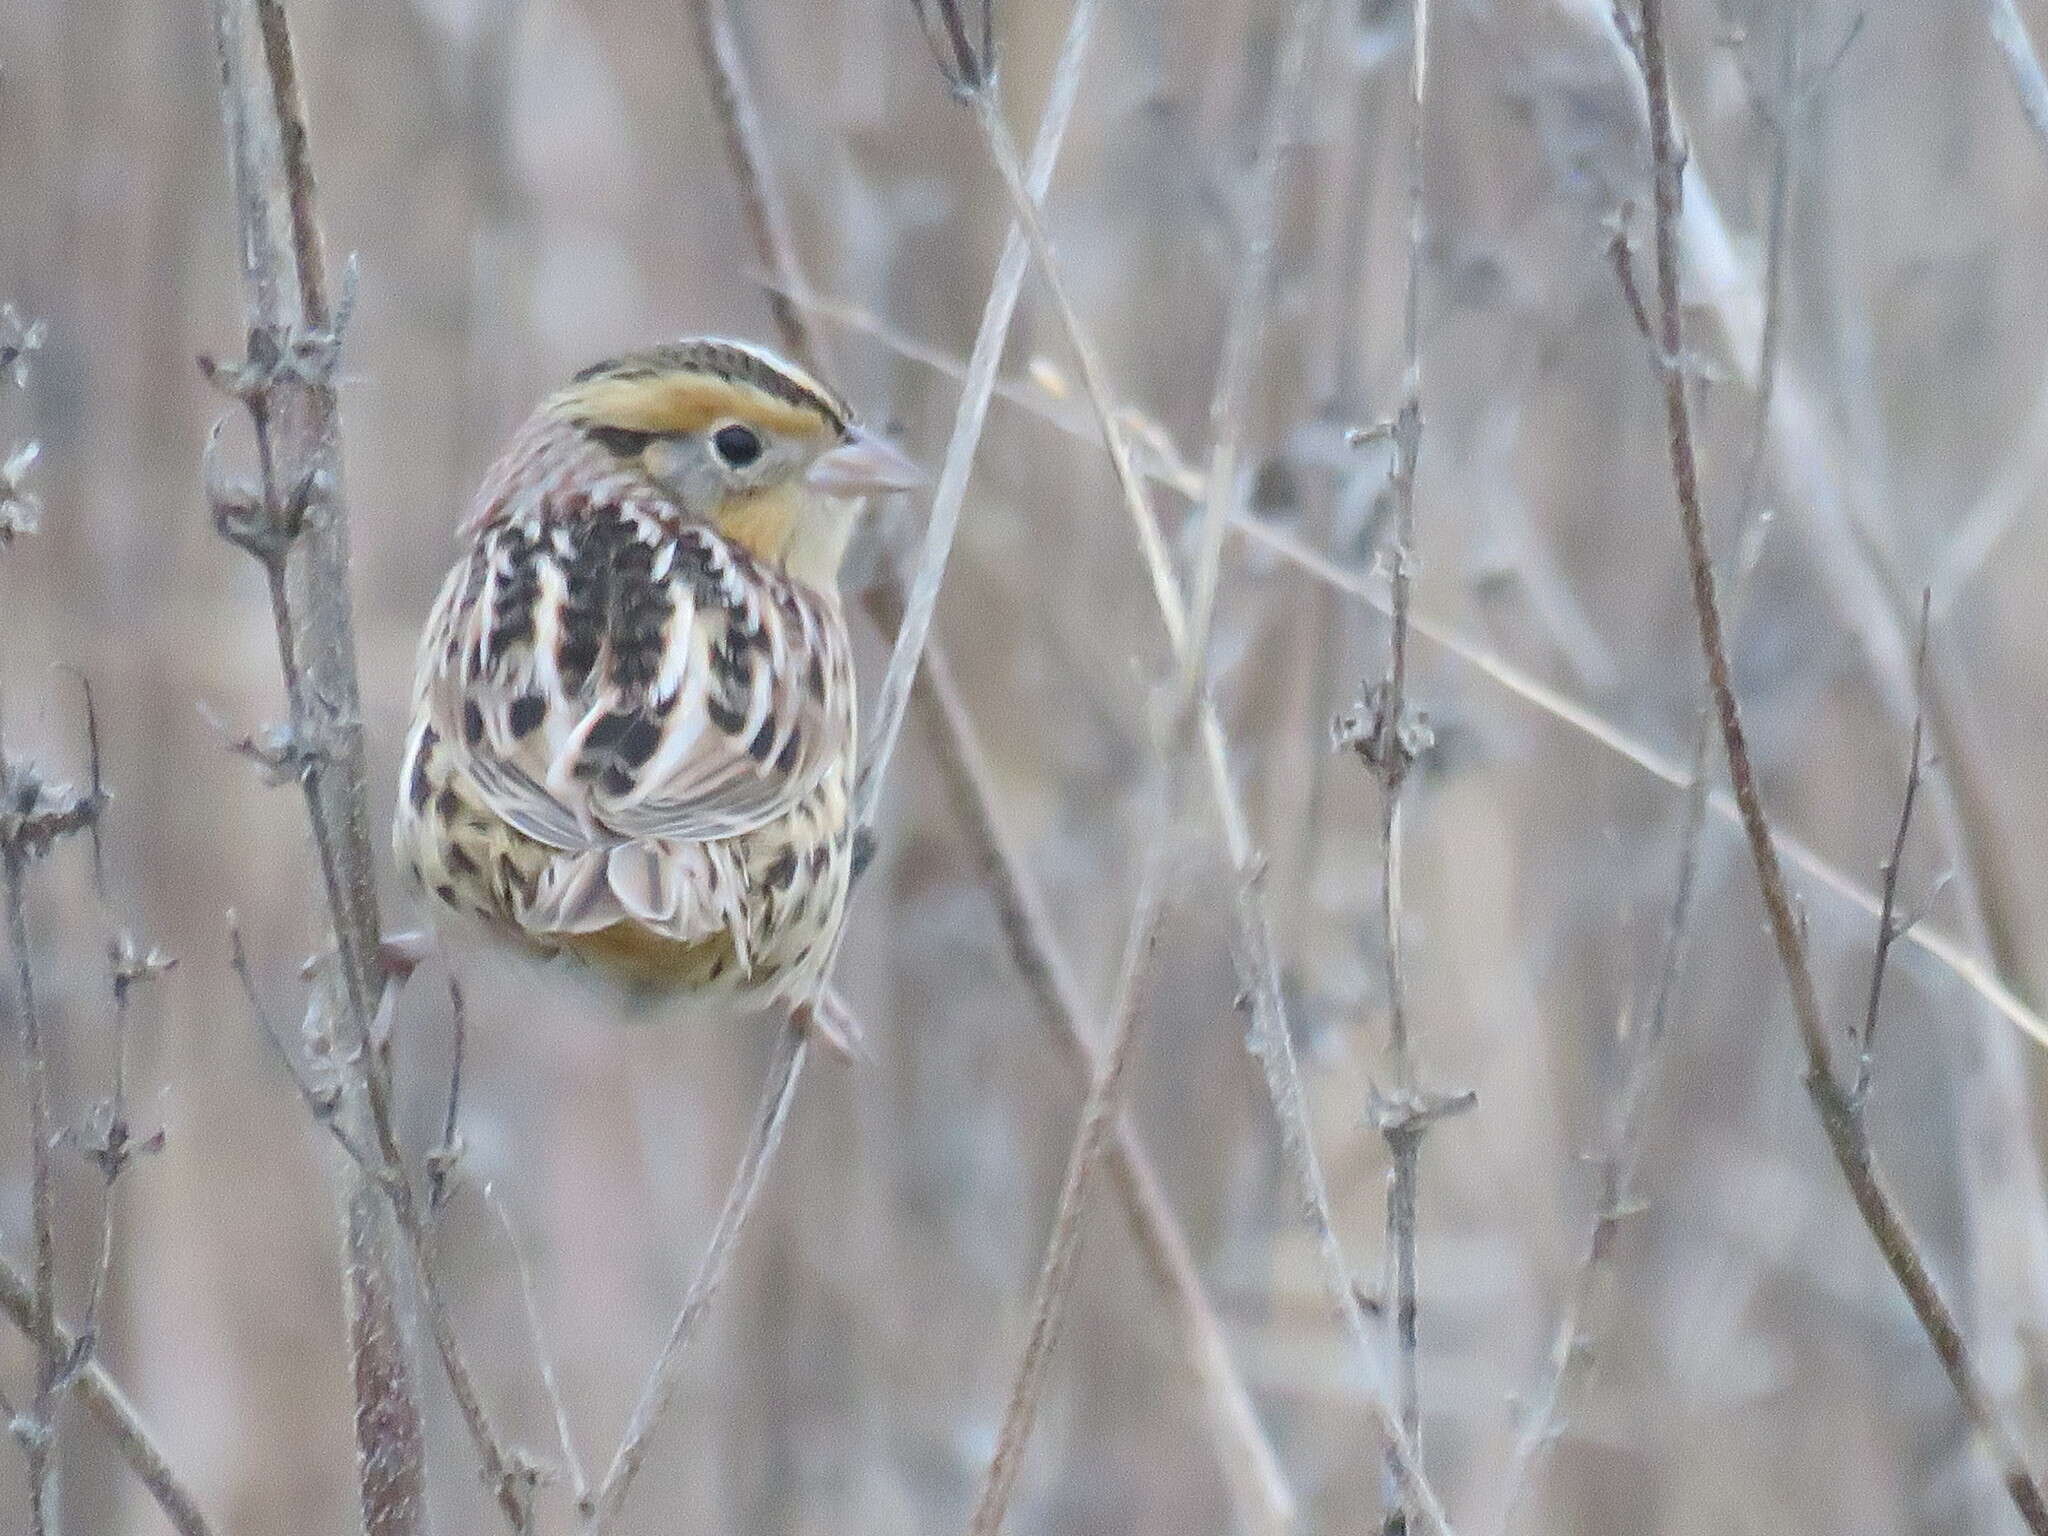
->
396, 718, 853, 1008
557, 922, 736, 990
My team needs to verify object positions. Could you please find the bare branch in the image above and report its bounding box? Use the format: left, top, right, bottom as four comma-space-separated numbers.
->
1, 813, 62, 1535
76, 933, 175, 1361
1496, 507, 1774, 1533
485, 1185, 591, 1508
775, 286, 2048, 1057
1183, 0, 1332, 687
1981, 0, 2048, 159
207, 2, 542, 1525
968, 839, 1169, 1535
1856, 592, 1932, 1107
911, 0, 997, 95
0, 1254, 216, 1536
1330, 0, 1477, 1526
584, 1020, 808, 1533
1499, 14, 1803, 1505
429, 977, 469, 1214
0, 715, 108, 1532
686, 0, 821, 372
940, 37, 1457, 1532
856, 0, 1098, 827
909, 631, 1294, 1535
680, 10, 1291, 1528
1628, 0, 2048, 1524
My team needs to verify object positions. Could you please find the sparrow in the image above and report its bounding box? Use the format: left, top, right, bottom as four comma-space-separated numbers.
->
393, 338, 918, 1043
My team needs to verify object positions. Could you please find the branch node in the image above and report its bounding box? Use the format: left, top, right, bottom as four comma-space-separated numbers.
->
0, 756, 107, 864
0, 440, 42, 546
1334, 683, 1435, 785
1369, 1084, 1478, 1147
8, 1411, 51, 1457
209, 709, 328, 789
912, 0, 998, 97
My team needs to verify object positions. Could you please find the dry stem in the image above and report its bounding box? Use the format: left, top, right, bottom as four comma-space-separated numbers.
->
910, 636, 1293, 1533
687, 2, 1292, 1526
1183, 0, 1332, 684
583, 1021, 808, 1533
0, 721, 107, 1532
207, 1, 539, 1526
1, 837, 60, 1534
1349, 2, 1480, 1527
0, 1252, 213, 1536
967, 839, 1169, 1534
958, 43, 1457, 1535
855, 0, 1098, 826
1498, 16, 1799, 1510
787, 288, 2048, 1052
1630, 0, 2048, 1525
1982, 0, 2048, 157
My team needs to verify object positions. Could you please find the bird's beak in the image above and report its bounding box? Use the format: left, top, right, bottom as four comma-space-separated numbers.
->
806, 430, 924, 497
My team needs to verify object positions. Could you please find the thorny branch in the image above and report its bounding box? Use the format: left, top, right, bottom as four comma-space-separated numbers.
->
1628, 0, 2048, 1527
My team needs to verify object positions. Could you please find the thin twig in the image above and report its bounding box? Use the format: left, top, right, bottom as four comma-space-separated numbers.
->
1565, 0, 2048, 1106
0, 1254, 216, 1536
486, 1184, 591, 1507
1, 837, 59, 1535
207, 3, 541, 1525
1630, 1, 2048, 1526
967, 89, 1191, 651
0, 731, 98, 1535
1233, 882, 1454, 1536
684, 9, 1288, 1525
855, 0, 1098, 826
429, 977, 469, 1213
967, 839, 1170, 1535
1856, 592, 1932, 1107
790, 285, 2048, 1050
913, 0, 996, 94
956, 45, 1456, 1534
1981, 0, 2048, 159
1499, 17, 1800, 1509
908, 625, 1295, 1535
1495, 506, 1774, 1533
1183, 0, 1333, 686
1350, 2, 1476, 1527
584, 1020, 808, 1534
686, 0, 819, 370
79, 934, 175, 1357
229, 926, 537, 1532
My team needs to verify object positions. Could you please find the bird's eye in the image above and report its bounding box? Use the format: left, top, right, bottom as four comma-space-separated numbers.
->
711, 423, 763, 469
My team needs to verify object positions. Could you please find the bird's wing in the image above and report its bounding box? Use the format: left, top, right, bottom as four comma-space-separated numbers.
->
423, 485, 852, 852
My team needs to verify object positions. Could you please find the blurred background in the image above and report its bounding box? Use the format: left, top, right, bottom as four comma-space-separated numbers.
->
4, 0, 2048, 1530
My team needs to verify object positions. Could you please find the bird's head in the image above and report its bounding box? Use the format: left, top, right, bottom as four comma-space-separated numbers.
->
547, 337, 920, 588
